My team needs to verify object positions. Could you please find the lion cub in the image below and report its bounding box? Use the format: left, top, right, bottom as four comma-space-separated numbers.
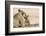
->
13, 9, 26, 28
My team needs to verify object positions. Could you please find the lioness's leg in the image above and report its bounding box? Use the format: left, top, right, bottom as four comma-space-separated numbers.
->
13, 19, 20, 28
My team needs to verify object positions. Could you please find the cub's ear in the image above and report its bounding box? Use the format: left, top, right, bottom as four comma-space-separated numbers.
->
18, 9, 21, 12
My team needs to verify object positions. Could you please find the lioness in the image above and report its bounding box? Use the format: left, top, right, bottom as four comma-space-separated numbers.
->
13, 9, 27, 28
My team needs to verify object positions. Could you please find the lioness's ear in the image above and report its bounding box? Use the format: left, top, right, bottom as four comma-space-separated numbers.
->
18, 9, 24, 12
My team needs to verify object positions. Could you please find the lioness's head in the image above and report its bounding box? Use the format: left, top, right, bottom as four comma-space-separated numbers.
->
18, 9, 27, 18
